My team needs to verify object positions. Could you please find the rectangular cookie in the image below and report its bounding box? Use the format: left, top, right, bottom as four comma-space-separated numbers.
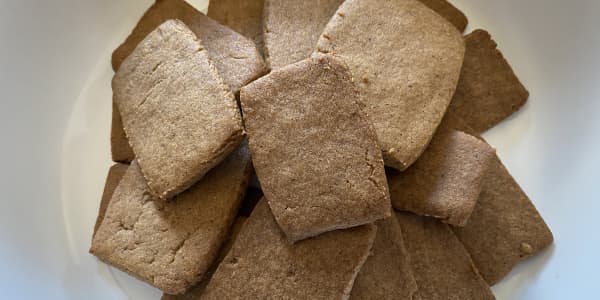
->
200, 200, 377, 299
316, 0, 465, 170
388, 116, 495, 226
350, 217, 418, 299
418, 0, 468, 32
113, 20, 243, 200
90, 145, 253, 295
207, 0, 265, 55
93, 163, 129, 236
396, 212, 495, 300
448, 29, 529, 133
262, 0, 344, 69
241, 55, 390, 242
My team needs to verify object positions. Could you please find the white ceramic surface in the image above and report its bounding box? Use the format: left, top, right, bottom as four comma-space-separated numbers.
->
1, 0, 598, 299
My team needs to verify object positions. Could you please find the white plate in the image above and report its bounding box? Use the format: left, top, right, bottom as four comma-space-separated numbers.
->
1, 0, 598, 299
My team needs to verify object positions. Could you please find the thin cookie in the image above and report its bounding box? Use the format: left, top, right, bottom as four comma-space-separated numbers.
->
200, 200, 377, 300
418, 0, 468, 32
90, 145, 252, 295
316, 0, 465, 170
207, 0, 265, 55
241, 55, 390, 242
93, 163, 128, 236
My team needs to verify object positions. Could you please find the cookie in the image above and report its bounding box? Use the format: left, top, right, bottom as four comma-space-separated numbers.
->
90, 145, 253, 295
388, 120, 495, 226
452, 154, 554, 284
207, 0, 265, 55
113, 20, 244, 200
396, 212, 495, 300
350, 217, 418, 299
93, 163, 129, 236
111, 103, 134, 163
316, 0, 465, 170
200, 200, 377, 299
418, 0, 468, 32
263, 0, 343, 69
448, 29, 529, 133
240, 55, 390, 242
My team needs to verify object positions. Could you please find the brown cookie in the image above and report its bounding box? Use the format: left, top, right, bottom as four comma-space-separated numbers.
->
207, 0, 265, 55
350, 217, 418, 299
418, 0, 468, 32
396, 212, 495, 300
161, 216, 248, 300
93, 163, 129, 236
110, 103, 134, 163
113, 20, 244, 200
240, 55, 390, 242
90, 145, 253, 295
448, 29, 529, 133
263, 0, 344, 69
451, 154, 554, 284
316, 0, 465, 171
200, 200, 377, 299
388, 121, 495, 226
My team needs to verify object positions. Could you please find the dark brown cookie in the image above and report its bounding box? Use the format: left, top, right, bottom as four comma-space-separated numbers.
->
113, 20, 243, 200
418, 0, 468, 32
448, 29, 529, 133
316, 0, 465, 170
207, 0, 265, 55
241, 55, 390, 242
90, 145, 253, 295
110, 103, 134, 163
200, 200, 377, 300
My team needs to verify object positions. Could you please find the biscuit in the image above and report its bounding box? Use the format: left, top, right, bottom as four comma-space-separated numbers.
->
263, 0, 343, 69
316, 0, 465, 170
200, 200, 377, 299
418, 0, 468, 32
113, 20, 244, 200
388, 119, 495, 226
207, 0, 265, 55
241, 55, 390, 242
448, 29, 529, 133
396, 212, 495, 300
350, 217, 418, 299
93, 163, 129, 236
90, 145, 253, 294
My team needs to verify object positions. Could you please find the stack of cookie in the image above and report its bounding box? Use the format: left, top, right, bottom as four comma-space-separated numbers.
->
91, 0, 553, 299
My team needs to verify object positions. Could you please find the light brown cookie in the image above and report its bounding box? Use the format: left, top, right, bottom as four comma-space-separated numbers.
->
240, 55, 390, 242
388, 120, 495, 226
448, 29, 529, 133
93, 163, 129, 236
207, 0, 265, 55
418, 0, 468, 32
396, 212, 495, 300
316, 0, 465, 171
452, 154, 554, 284
200, 200, 377, 300
350, 217, 418, 299
90, 145, 253, 295
263, 0, 343, 69
111, 103, 134, 163
113, 20, 243, 200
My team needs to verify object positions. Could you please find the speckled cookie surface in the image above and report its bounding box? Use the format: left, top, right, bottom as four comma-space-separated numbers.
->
93, 163, 129, 236
90, 145, 252, 295
388, 119, 495, 226
240, 55, 390, 242
350, 217, 418, 300
208, 0, 265, 55
263, 0, 343, 69
418, 0, 468, 32
448, 29, 529, 133
396, 212, 495, 300
113, 20, 243, 200
200, 200, 377, 300
316, 0, 465, 170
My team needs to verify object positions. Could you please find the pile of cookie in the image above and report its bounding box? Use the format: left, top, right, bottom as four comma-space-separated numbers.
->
90, 0, 553, 299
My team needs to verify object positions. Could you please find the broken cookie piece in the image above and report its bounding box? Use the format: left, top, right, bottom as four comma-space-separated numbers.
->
316, 0, 465, 171
90, 145, 253, 295
448, 29, 529, 133
113, 20, 244, 200
93, 163, 129, 236
350, 217, 418, 299
388, 119, 495, 226
208, 0, 265, 55
200, 200, 377, 300
418, 0, 468, 32
396, 212, 495, 300
263, 0, 344, 69
241, 55, 390, 242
